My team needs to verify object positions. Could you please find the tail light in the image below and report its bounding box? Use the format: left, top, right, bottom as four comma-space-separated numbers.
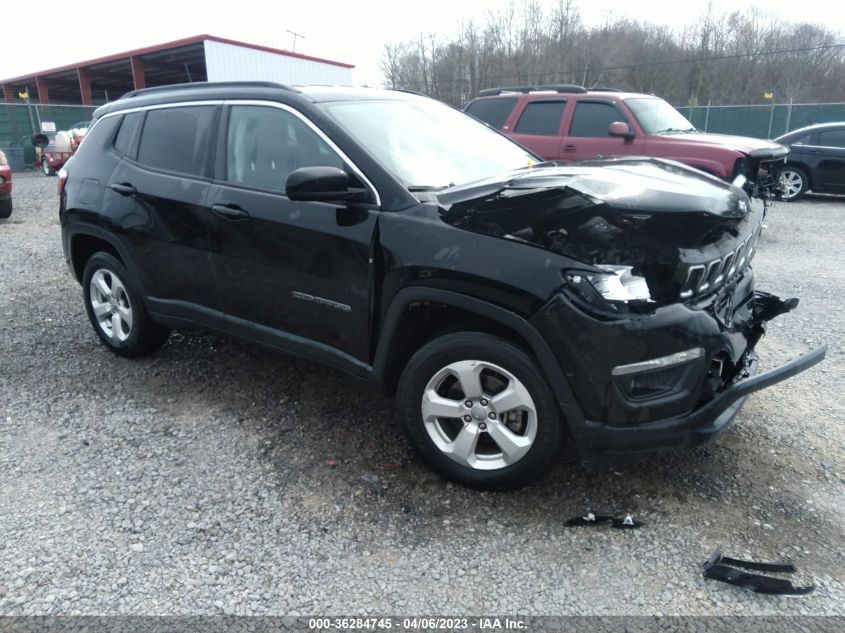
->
58, 167, 68, 194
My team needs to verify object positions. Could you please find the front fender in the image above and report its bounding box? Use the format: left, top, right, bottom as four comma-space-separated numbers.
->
372, 286, 586, 427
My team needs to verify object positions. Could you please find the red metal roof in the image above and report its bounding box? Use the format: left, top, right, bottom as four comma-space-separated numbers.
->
0, 34, 354, 84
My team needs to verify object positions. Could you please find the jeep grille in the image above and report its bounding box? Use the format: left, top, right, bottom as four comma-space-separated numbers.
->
679, 225, 762, 300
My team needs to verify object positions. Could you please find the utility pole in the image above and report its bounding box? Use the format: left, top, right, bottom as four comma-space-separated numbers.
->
287, 30, 305, 52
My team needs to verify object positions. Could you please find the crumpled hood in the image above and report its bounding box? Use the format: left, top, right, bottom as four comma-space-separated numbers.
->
438, 157, 751, 218
657, 131, 786, 156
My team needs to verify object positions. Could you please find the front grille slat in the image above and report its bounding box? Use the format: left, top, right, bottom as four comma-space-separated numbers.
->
678, 224, 761, 301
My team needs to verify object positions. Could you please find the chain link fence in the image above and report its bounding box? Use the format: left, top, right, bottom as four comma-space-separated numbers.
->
0, 103, 97, 170
3, 99, 844, 170
675, 101, 845, 139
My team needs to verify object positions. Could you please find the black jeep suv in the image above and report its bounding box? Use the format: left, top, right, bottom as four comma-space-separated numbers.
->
59, 82, 826, 490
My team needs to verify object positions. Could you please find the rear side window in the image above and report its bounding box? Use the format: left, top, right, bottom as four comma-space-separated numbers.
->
819, 129, 845, 148
464, 98, 517, 129
113, 112, 143, 156
69, 116, 120, 158
136, 106, 217, 177
515, 101, 566, 135
569, 101, 627, 137
225, 105, 344, 192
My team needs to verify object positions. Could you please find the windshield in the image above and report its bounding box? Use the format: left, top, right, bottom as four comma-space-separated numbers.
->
626, 97, 696, 135
322, 98, 537, 189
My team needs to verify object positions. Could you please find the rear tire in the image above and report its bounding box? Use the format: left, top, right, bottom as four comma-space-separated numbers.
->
82, 252, 169, 357
397, 332, 563, 490
778, 166, 808, 201
41, 157, 55, 177
0, 199, 11, 219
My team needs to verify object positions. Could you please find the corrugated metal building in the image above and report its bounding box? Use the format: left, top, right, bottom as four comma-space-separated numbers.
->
0, 34, 354, 106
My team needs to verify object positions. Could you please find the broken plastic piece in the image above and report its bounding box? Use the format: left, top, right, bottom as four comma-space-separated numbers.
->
705, 549, 796, 573
611, 514, 644, 530
565, 512, 613, 527
565, 512, 642, 529
702, 549, 814, 596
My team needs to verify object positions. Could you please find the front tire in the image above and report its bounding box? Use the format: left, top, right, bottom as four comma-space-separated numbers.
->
397, 332, 563, 490
779, 166, 809, 201
82, 252, 169, 357
0, 198, 11, 219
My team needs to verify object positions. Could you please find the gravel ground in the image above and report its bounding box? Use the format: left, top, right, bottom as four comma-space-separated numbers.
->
0, 173, 842, 616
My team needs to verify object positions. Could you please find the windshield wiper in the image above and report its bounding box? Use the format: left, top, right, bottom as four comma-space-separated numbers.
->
407, 184, 452, 192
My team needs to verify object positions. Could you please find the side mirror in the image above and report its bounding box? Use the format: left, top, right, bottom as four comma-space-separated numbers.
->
609, 121, 635, 139
286, 166, 358, 202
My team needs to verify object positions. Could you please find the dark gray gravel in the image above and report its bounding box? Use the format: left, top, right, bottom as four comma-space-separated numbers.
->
0, 173, 842, 615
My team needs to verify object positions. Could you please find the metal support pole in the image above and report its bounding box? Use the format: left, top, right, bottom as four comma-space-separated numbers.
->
767, 98, 775, 139
784, 97, 794, 135
704, 100, 711, 132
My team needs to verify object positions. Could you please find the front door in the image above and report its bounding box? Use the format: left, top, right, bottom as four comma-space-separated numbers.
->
812, 127, 845, 192
562, 99, 641, 161
206, 103, 379, 361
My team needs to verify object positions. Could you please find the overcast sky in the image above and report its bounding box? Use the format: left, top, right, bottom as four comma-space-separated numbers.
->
2, 0, 843, 87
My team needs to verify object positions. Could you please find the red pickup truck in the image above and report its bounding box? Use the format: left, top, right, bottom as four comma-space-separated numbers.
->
0, 149, 12, 218
465, 86, 787, 195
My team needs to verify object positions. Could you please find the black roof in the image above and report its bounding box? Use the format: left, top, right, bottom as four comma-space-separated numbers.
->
774, 121, 845, 142
93, 81, 421, 118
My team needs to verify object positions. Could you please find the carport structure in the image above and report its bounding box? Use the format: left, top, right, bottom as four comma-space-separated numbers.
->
0, 34, 354, 106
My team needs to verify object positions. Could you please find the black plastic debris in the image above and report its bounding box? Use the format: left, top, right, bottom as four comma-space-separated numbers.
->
702, 548, 815, 596
565, 512, 643, 529
611, 514, 644, 530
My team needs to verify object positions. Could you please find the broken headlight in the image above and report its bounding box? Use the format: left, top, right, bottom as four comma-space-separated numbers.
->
589, 265, 652, 303
564, 265, 653, 317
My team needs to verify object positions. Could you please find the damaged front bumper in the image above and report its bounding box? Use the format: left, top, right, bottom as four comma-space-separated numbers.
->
532, 278, 827, 463
573, 343, 825, 459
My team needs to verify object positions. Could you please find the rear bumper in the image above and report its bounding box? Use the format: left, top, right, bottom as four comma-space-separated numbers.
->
573, 344, 826, 462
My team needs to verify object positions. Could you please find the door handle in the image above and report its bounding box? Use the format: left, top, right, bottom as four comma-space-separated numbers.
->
211, 204, 250, 221
563, 144, 577, 152
109, 183, 137, 196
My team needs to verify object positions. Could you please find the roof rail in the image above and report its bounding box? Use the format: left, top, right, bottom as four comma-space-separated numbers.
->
589, 87, 623, 93
478, 84, 587, 97
391, 87, 428, 97
120, 80, 298, 100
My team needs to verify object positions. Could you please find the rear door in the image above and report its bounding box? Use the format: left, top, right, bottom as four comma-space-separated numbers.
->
811, 128, 845, 191
508, 99, 567, 160
464, 97, 518, 131
562, 99, 641, 161
103, 104, 222, 325
206, 102, 379, 362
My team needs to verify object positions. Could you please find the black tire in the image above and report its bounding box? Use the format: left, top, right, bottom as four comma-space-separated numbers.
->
0, 198, 11, 219
41, 157, 56, 177
82, 252, 169, 357
397, 332, 563, 491
778, 166, 809, 201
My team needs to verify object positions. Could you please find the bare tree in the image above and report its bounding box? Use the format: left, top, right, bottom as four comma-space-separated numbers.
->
381, 1, 845, 106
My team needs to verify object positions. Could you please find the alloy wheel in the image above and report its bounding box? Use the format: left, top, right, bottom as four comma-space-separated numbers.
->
89, 269, 133, 342
421, 360, 537, 470
779, 169, 804, 200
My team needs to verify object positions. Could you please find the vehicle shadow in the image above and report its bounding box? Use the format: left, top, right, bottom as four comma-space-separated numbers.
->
130, 328, 836, 553
782, 192, 845, 204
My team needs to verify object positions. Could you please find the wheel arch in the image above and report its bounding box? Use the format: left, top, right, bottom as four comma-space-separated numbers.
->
67, 226, 146, 296
372, 287, 586, 426
780, 161, 815, 190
